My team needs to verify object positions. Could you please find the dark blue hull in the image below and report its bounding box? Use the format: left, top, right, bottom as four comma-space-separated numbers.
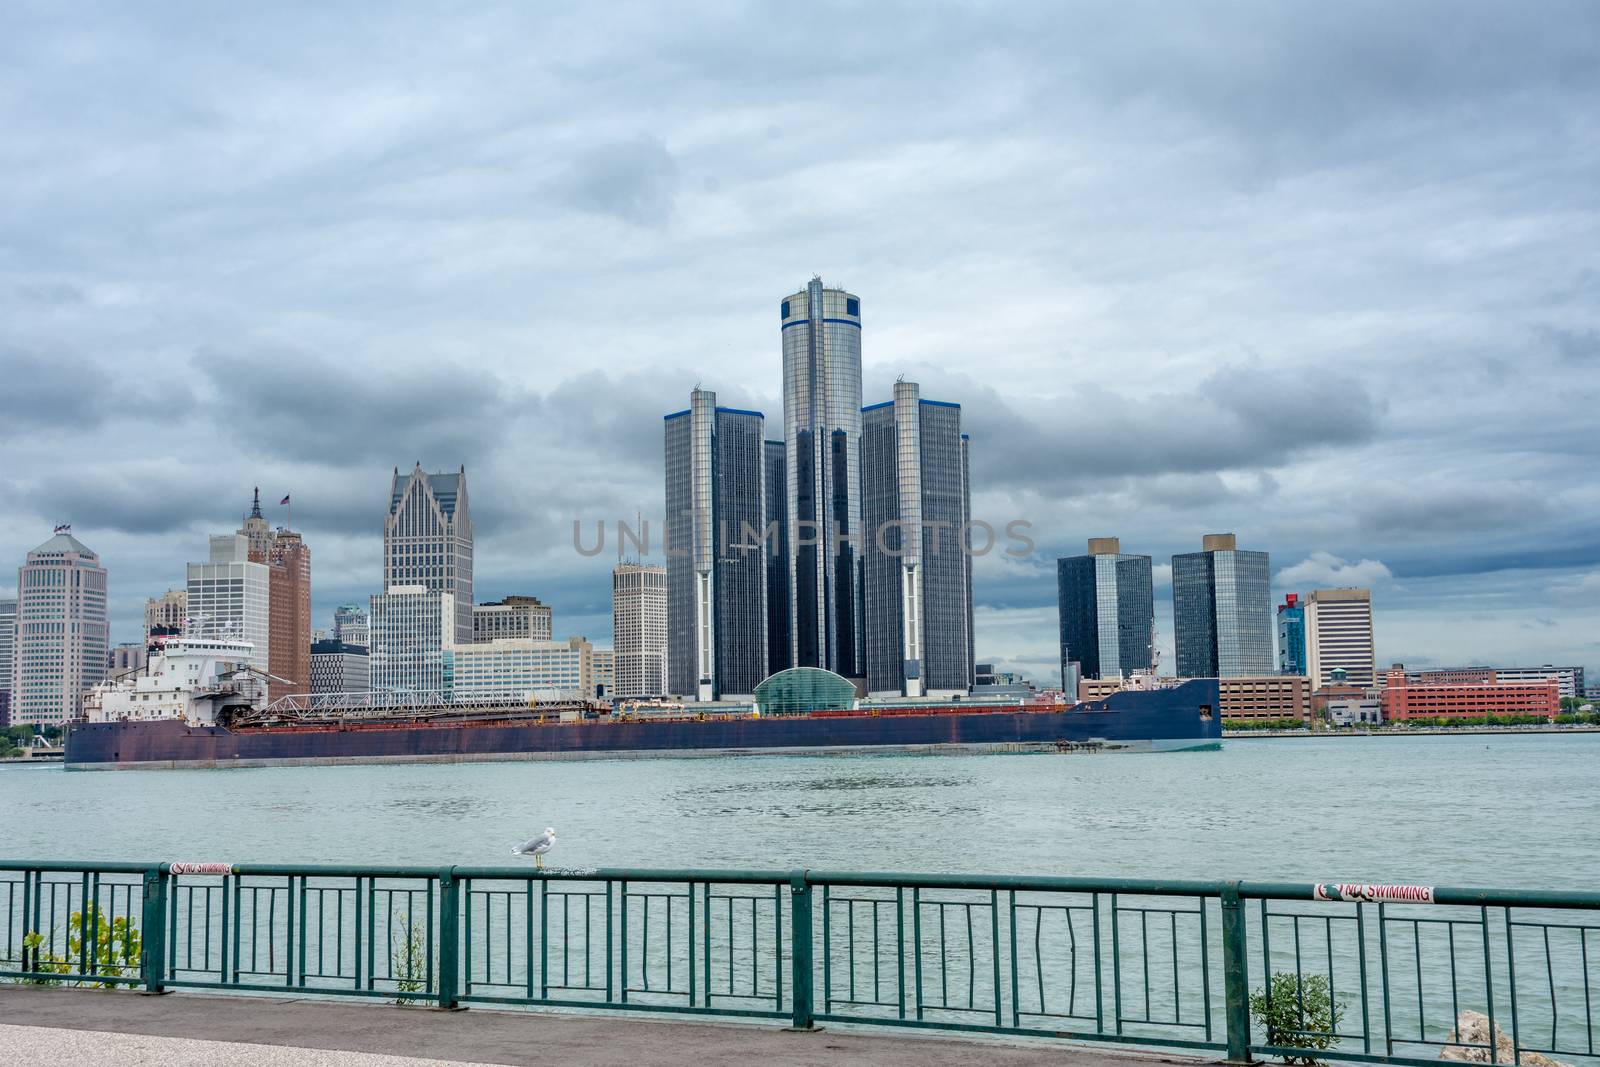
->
64, 681, 1221, 769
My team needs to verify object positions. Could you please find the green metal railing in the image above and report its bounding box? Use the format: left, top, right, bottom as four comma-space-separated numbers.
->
2, 861, 1597, 1065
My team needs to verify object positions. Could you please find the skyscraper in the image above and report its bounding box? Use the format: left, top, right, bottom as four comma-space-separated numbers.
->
368, 586, 454, 694
332, 604, 369, 648
473, 597, 553, 642
1277, 593, 1307, 675
187, 534, 270, 667
239, 488, 274, 560
13, 528, 109, 726
664, 388, 768, 699
1305, 587, 1376, 688
0, 596, 16, 726
861, 381, 974, 697
144, 588, 187, 636
1056, 537, 1154, 685
763, 439, 791, 675
384, 465, 474, 646
1171, 533, 1273, 678
781, 278, 864, 680
612, 562, 667, 698
263, 529, 311, 702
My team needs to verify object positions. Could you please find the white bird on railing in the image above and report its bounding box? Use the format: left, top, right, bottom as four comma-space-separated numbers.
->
512, 827, 556, 867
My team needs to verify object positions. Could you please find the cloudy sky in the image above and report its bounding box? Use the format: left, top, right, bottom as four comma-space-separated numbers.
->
2, 2, 1596, 684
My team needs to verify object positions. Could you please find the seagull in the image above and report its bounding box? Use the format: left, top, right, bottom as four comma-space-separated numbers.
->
512, 827, 556, 868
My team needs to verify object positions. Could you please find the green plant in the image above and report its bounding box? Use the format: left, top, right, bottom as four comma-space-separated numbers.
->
1250, 971, 1345, 1065
19, 907, 142, 987
391, 916, 427, 1003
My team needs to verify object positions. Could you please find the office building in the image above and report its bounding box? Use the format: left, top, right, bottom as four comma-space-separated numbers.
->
763, 439, 791, 675
332, 604, 369, 648
263, 528, 311, 702
368, 586, 454, 694
385, 464, 474, 646
1171, 534, 1272, 678
108, 643, 148, 676
310, 639, 370, 694
612, 562, 667, 698
473, 596, 553, 643
448, 636, 594, 703
187, 534, 270, 668
592, 648, 613, 699
13, 528, 109, 726
1398, 665, 1585, 702
0, 597, 15, 724
239, 487, 275, 560
1380, 666, 1558, 721
1277, 593, 1306, 675
1305, 588, 1376, 688
1056, 538, 1155, 682
781, 277, 864, 679
664, 388, 768, 700
1216, 675, 1311, 722
144, 589, 186, 636
860, 380, 974, 697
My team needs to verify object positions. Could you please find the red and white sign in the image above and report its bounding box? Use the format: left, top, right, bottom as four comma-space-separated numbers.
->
169, 862, 234, 876
1313, 883, 1435, 904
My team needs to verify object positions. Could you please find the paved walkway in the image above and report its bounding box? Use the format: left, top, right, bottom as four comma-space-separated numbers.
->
0, 987, 1205, 1067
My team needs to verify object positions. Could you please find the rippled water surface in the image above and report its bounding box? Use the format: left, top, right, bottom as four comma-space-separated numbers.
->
4, 733, 1596, 887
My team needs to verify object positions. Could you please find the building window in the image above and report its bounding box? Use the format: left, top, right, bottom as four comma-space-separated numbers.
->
780, 301, 790, 319
846, 298, 859, 316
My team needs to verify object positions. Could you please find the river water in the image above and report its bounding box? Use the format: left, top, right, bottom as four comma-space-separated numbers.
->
4, 733, 1595, 888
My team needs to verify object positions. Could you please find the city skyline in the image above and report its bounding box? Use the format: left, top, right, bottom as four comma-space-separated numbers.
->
0, 6, 1595, 685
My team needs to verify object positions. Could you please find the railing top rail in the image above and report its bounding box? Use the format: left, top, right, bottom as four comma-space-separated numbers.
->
6, 859, 1600, 909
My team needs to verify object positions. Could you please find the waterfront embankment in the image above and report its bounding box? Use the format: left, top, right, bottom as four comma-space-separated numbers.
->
0, 986, 1156, 1067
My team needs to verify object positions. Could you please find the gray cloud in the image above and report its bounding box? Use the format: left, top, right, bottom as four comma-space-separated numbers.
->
0, 2, 1595, 673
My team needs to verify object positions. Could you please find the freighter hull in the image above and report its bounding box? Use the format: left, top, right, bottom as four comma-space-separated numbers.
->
65, 681, 1221, 770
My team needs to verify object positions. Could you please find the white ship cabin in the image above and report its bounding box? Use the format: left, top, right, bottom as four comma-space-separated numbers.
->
87, 636, 264, 726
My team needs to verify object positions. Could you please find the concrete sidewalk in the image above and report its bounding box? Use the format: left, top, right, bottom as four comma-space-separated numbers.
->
0, 986, 1207, 1067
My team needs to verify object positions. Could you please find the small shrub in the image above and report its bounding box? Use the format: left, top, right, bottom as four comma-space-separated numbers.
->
391, 916, 427, 1003
1250, 971, 1345, 1065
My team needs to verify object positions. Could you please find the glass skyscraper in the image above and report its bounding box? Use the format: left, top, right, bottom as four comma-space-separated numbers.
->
1277, 593, 1307, 675
1056, 538, 1154, 684
781, 278, 864, 680
763, 439, 791, 675
861, 382, 974, 697
384, 465, 473, 646
1171, 534, 1274, 678
664, 389, 768, 699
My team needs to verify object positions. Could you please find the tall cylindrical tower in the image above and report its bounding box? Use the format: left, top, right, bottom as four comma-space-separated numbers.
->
781, 277, 864, 679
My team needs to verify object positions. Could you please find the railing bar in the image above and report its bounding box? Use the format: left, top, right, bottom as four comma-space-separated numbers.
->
1324, 915, 1335, 1038
1008, 891, 1020, 1027
1294, 915, 1305, 1028
1112, 892, 1122, 1035
939, 901, 948, 1009
462, 879, 473, 996
1506, 907, 1522, 1066
606, 880, 614, 1003
620, 879, 629, 1003
874, 898, 882, 1006
1379, 903, 1393, 1056
823, 885, 832, 1013
687, 881, 696, 1007
1542, 925, 1555, 1050
1068, 901, 1078, 1016
703, 882, 711, 1009
1093, 893, 1104, 1034
1357, 902, 1371, 1054
1142, 906, 1153, 1022
1412, 918, 1424, 1039
1579, 926, 1594, 1056
1448, 921, 1460, 1040
1201, 897, 1213, 1043
1172, 909, 1181, 1022
897, 886, 906, 1020
423, 881, 433, 998
773, 883, 782, 1009
990, 890, 1002, 1028
914, 887, 924, 1021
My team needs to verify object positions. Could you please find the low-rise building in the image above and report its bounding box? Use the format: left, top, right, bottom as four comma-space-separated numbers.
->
448, 636, 594, 703
310, 640, 370, 694
1380, 666, 1559, 721
1080, 673, 1307, 721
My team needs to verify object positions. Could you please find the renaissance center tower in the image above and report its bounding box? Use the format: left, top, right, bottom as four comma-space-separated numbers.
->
781, 277, 864, 681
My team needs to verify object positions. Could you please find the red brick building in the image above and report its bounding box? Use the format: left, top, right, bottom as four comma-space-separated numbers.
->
1380, 667, 1558, 721
264, 530, 311, 703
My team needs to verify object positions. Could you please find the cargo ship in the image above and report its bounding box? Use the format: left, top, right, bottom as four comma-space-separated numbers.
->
67, 641, 1220, 770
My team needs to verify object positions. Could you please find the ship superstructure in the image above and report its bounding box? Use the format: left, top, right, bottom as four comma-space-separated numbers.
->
85, 636, 264, 726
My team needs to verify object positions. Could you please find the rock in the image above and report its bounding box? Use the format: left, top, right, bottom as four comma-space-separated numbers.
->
1439, 1011, 1570, 1067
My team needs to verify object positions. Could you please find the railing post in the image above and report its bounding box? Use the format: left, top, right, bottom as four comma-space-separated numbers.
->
140, 865, 169, 995
436, 867, 462, 1010
1220, 881, 1255, 1064
786, 870, 817, 1031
